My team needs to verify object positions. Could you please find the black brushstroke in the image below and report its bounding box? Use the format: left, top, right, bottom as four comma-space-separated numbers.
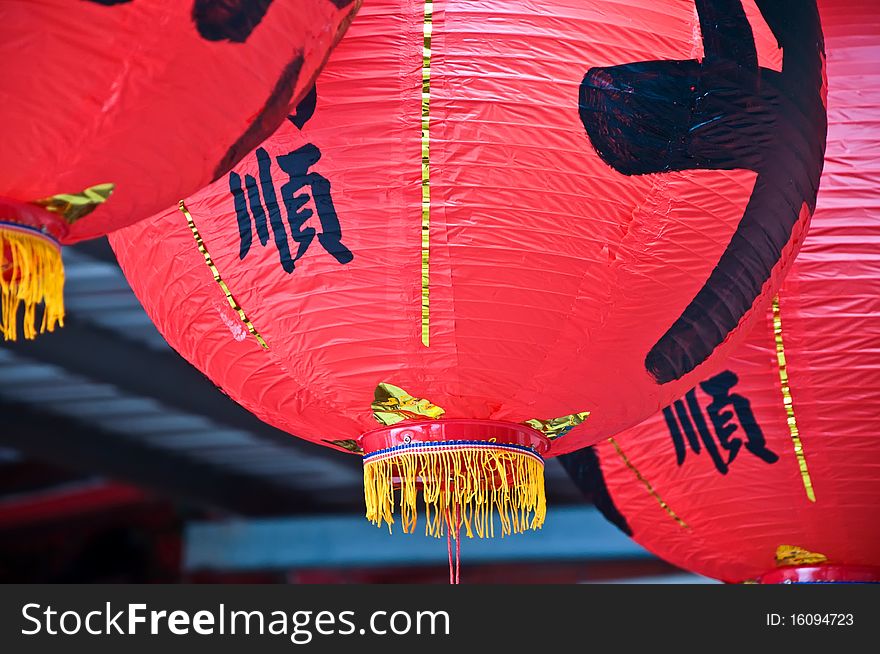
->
288, 85, 318, 130
256, 147, 295, 272
579, 0, 826, 384
673, 396, 703, 457
327, 0, 358, 7
663, 406, 688, 465
82, 0, 133, 5
212, 53, 305, 181
192, 0, 273, 43
230, 171, 270, 260
244, 172, 271, 247
685, 388, 729, 474
558, 447, 632, 537
230, 172, 253, 258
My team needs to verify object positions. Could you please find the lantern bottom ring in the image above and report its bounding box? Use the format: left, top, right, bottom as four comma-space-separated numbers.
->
358, 419, 550, 539
757, 565, 880, 584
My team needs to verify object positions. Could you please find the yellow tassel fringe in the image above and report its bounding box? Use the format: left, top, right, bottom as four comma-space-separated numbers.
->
363, 446, 546, 538
0, 228, 65, 340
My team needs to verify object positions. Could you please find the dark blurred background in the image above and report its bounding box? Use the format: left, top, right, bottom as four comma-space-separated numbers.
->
0, 240, 712, 583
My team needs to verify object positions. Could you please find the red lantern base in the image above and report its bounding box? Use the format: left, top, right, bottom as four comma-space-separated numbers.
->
757, 565, 880, 584
0, 197, 67, 341
358, 419, 550, 538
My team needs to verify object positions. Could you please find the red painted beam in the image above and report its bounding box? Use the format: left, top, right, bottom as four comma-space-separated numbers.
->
0, 481, 147, 529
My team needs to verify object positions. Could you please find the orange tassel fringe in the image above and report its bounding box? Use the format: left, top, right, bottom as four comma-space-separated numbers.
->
363, 446, 546, 538
0, 228, 64, 340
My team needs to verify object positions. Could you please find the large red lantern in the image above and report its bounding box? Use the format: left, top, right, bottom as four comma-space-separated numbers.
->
0, 0, 360, 340
111, 0, 827, 539
562, 0, 880, 582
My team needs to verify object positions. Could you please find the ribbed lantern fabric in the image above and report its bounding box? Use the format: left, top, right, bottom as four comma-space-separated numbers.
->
561, 0, 880, 582
0, 0, 359, 339
111, 0, 828, 537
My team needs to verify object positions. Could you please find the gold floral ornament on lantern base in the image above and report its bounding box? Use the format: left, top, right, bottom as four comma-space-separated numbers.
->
775, 545, 828, 567
359, 383, 589, 538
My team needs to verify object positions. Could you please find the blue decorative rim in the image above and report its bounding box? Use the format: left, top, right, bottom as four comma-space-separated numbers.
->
0, 219, 61, 245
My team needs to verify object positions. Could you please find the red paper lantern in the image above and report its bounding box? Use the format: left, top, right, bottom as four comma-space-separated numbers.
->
562, 0, 880, 581
0, 0, 360, 339
111, 0, 827, 537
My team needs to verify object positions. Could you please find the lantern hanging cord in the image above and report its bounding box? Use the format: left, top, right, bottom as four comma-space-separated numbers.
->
445, 506, 461, 585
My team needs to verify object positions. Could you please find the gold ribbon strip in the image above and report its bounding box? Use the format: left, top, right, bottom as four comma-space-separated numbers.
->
772, 296, 815, 502
608, 437, 689, 529
180, 201, 268, 350
420, 0, 433, 347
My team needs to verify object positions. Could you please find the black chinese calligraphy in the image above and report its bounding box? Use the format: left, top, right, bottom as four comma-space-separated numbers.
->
82, 0, 359, 184
663, 370, 778, 475
229, 87, 353, 273
88, 1, 356, 38
579, 0, 827, 384
86, 1, 274, 42
192, 0, 274, 42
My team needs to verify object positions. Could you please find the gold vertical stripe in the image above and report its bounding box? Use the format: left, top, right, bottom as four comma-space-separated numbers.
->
179, 201, 269, 350
771, 295, 815, 502
608, 437, 689, 529
420, 0, 433, 347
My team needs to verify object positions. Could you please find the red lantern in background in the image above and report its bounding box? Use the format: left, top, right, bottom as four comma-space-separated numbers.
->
0, 0, 360, 340
562, 0, 880, 583
111, 0, 827, 539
